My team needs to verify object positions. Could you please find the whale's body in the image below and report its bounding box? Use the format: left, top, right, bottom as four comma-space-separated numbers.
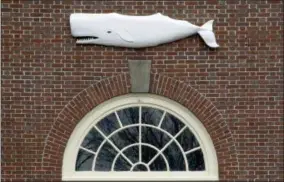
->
70, 13, 219, 48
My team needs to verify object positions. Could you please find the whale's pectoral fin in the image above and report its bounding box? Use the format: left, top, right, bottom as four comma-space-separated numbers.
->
116, 29, 134, 43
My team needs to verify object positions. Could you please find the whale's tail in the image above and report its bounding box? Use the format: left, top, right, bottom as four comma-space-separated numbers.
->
198, 20, 219, 48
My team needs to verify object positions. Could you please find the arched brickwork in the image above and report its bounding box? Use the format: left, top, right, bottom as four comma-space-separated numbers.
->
149, 73, 239, 180
41, 73, 131, 181
42, 72, 239, 181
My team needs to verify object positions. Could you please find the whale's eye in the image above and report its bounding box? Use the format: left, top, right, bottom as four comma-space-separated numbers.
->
107, 31, 112, 34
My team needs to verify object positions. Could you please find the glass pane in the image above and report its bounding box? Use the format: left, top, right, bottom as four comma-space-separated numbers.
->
123, 146, 139, 164
117, 107, 139, 126
110, 126, 139, 149
95, 142, 117, 171
133, 164, 148, 171
96, 113, 120, 136
142, 145, 157, 163
75, 149, 94, 171
142, 107, 164, 126
176, 128, 199, 152
81, 127, 104, 152
149, 155, 167, 171
187, 150, 205, 171
114, 155, 132, 171
142, 126, 170, 149
163, 142, 185, 171
161, 113, 184, 136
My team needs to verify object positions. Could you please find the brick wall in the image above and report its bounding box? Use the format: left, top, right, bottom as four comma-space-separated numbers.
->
1, 0, 283, 181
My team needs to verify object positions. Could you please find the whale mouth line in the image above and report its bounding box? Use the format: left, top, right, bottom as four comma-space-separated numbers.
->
76, 36, 99, 43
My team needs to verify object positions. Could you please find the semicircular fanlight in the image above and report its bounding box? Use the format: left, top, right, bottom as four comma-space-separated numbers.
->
75, 106, 204, 172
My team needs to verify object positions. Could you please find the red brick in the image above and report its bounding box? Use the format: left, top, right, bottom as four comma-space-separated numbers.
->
1, 0, 283, 181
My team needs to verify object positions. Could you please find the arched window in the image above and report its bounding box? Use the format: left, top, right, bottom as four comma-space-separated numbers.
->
62, 94, 218, 181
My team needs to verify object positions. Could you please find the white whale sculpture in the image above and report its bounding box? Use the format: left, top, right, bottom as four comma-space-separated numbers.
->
70, 13, 219, 48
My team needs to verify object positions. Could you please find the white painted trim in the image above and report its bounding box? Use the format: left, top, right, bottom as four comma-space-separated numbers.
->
63, 172, 218, 181
62, 94, 219, 181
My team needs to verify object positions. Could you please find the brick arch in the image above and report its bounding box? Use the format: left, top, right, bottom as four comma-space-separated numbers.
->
41, 72, 239, 181
41, 73, 131, 180
149, 73, 239, 180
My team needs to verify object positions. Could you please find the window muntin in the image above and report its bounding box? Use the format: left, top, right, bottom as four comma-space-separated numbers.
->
62, 94, 218, 181
76, 106, 204, 172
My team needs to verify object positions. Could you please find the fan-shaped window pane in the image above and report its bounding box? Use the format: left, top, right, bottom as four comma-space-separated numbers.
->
110, 126, 139, 149
123, 146, 139, 163
117, 107, 139, 125
149, 155, 168, 171
163, 142, 185, 171
114, 155, 132, 171
141, 145, 157, 164
141, 126, 171, 149
142, 107, 164, 126
161, 113, 185, 135
176, 128, 200, 151
187, 149, 205, 171
96, 113, 120, 136
81, 128, 104, 152
76, 149, 95, 171
94, 142, 117, 171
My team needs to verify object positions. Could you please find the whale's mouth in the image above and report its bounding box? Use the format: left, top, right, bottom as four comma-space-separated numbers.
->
76, 36, 99, 44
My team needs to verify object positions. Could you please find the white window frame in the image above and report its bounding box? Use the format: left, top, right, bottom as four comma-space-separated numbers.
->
62, 94, 219, 181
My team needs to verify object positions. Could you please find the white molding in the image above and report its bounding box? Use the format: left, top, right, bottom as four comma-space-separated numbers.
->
62, 94, 219, 181
63, 172, 218, 181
